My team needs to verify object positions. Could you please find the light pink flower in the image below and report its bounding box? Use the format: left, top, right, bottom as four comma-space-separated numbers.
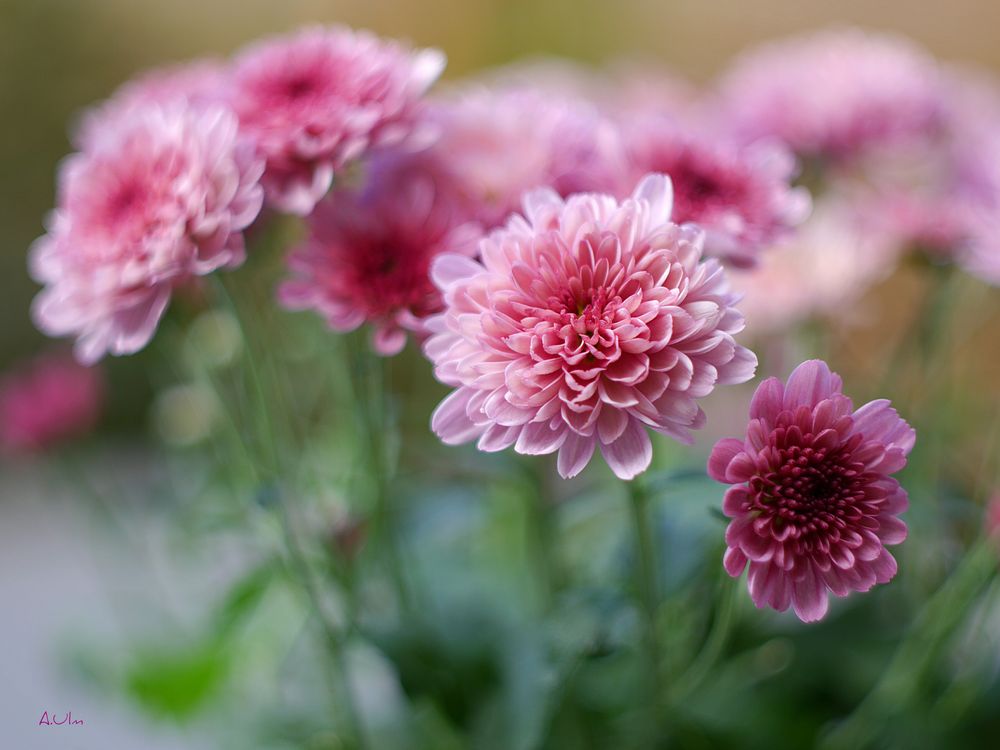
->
227, 26, 445, 215
717, 28, 944, 164
74, 60, 228, 150
709, 359, 915, 622
0, 351, 103, 454
31, 105, 265, 364
731, 197, 902, 334
624, 117, 809, 266
279, 152, 482, 355
428, 86, 628, 228
425, 174, 756, 480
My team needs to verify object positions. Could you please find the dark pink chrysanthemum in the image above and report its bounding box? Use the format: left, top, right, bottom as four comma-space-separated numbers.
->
74, 60, 228, 150
0, 351, 103, 454
227, 26, 444, 215
718, 28, 944, 164
31, 105, 264, 363
428, 86, 628, 228
279, 152, 482, 355
426, 174, 757, 480
624, 117, 809, 266
709, 359, 915, 622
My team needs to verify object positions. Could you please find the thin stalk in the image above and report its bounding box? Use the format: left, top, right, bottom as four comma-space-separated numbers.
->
627, 478, 664, 735
522, 457, 558, 612
670, 571, 738, 702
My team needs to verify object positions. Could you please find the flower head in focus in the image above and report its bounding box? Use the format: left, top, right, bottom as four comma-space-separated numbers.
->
227, 26, 445, 215
718, 28, 944, 166
74, 60, 228, 150
426, 174, 756, 480
0, 351, 103, 455
623, 117, 810, 266
709, 359, 915, 622
31, 105, 265, 363
279, 152, 482, 355
428, 86, 628, 228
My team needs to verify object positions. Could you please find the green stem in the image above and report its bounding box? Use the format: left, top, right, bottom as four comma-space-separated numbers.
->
522, 458, 558, 612
670, 571, 738, 702
627, 478, 664, 734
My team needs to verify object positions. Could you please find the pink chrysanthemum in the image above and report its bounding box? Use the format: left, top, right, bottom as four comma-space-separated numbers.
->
0, 351, 103, 454
74, 60, 227, 150
709, 359, 915, 622
718, 28, 944, 164
624, 117, 809, 266
31, 105, 264, 364
428, 86, 628, 228
227, 26, 445, 215
279, 152, 482, 355
425, 174, 757, 480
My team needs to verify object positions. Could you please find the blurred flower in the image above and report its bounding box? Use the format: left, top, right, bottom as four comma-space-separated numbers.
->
730, 197, 901, 333
426, 174, 756, 480
74, 60, 228, 150
709, 359, 915, 622
988, 494, 1000, 541
30, 105, 264, 364
0, 351, 103, 455
623, 117, 809, 266
227, 26, 444, 216
717, 28, 944, 165
279, 152, 482, 355
427, 85, 628, 228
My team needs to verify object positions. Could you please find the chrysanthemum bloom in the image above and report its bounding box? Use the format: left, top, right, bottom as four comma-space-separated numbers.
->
428, 86, 628, 228
227, 26, 445, 215
730, 197, 901, 334
31, 105, 264, 363
426, 174, 757, 480
0, 351, 103, 454
709, 359, 915, 622
279, 152, 482, 355
74, 60, 228, 150
717, 28, 944, 165
623, 118, 810, 266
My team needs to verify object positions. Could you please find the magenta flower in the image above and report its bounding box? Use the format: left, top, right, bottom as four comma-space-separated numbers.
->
718, 28, 944, 164
428, 86, 628, 228
426, 174, 756, 480
227, 26, 445, 216
31, 105, 264, 364
279, 152, 482, 356
709, 360, 915, 622
0, 351, 103, 454
624, 117, 809, 266
74, 60, 228, 150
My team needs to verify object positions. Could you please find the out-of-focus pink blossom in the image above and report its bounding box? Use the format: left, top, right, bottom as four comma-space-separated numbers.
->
987, 494, 1000, 541
0, 351, 103, 454
427, 86, 628, 228
74, 60, 228, 150
623, 117, 809, 266
31, 105, 264, 363
730, 198, 902, 334
425, 174, 756, 480
227, 26, 445, 216
279, 152, 482, 356
717, 28, 945, 165
709, 359, 915, 622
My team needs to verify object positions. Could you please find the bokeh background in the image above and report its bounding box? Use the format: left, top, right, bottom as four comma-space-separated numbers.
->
2, 1, 1000, 748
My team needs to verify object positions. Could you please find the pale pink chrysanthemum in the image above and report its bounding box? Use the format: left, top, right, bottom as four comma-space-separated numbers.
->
717, 28, 944, 165
0, 350, 103, 454
279, 152, 482, 355
74, 60, 228, 150
227, 26, 445, 216
623, 117, 810, 266
425, 174, 757, 480
730, 197, 902, 334
31, 105, 265, 364
427, 86, 628, 228
709, 359, 915, 622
